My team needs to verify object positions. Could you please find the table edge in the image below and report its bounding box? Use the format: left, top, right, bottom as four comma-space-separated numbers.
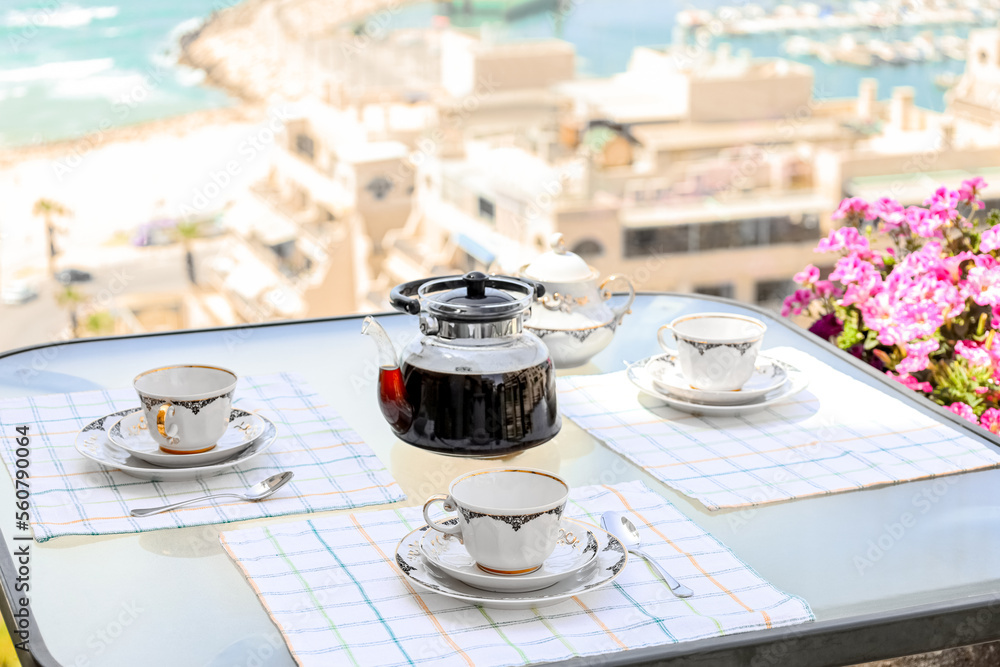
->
1, 292, 998, 665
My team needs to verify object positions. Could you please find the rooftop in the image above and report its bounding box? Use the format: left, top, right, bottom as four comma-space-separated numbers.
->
620, 192, 833, 228
847, 167, 1000, 204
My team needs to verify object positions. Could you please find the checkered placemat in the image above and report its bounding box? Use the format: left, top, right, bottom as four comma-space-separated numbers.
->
558, 347, 1000, 510
0, 373, 404, 541
221, 481, 813, 667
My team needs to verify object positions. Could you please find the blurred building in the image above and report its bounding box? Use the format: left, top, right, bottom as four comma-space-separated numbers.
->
947, 28, 1000, 133
837, 27, 1000, 219
204, 26, 1000, 321
197, 100, 429, 321
380, 31, 1000, 308
381, 39, 863, 306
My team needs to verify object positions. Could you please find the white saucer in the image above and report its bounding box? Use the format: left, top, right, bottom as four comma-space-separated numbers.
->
627, 354, 808, 417
108, 408, 264, 468
394, 518, 627, 609
649, 353, 788, 405
418, 520, 599, 592
75, 409, 277, 481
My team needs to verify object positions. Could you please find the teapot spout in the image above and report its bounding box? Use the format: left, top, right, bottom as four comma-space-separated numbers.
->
362, 316, 400, 368
362, 317, 413, 435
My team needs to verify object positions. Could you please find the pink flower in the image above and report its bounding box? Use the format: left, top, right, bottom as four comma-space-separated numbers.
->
793, 264, 820, 285
814, 280, 840, 298
781, 288, 816, 317
831, 197, 875, 222
873, 197, 907, 232
830, 254, 879, 284
906, 206, 944, 238
955, 340, 993, 368
816, 226, 872, 255
896, 338, 939, 374
924, 187, 961, 225
942, 251, 975, 281
980, 408, 1000, 434
841, 271, 883, 307
976, 253, 999, 269
959, 177, 987, 210
857, 291, 897, 339
964, 265, 1000, 307
946, 402, 979, 424
980, 225, 1000, 253
907, 338, 940, 356
890, 372, 932, 393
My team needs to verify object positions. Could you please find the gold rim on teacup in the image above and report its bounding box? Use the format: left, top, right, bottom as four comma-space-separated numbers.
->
659, 312, 767, 345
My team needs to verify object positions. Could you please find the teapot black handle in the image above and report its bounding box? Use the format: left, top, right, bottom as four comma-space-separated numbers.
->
389, 278, 431, 315
523, 277, 546, 299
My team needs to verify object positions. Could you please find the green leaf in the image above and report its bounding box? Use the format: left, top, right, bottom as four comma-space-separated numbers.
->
835, 308, 864, 350
863, 328, 881, 351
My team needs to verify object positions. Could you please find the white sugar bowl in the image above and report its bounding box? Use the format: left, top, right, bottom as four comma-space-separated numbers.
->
520, 233, 635, 368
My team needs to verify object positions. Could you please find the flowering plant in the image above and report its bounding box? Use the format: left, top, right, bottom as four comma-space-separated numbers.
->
784, 178, 1000, 433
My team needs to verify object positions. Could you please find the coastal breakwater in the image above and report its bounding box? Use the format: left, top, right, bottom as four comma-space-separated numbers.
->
179, 0, 417, 103
0, 0, 411, 162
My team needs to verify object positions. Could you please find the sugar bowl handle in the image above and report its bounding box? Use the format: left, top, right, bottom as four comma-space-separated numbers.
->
423, 494, 463, 536
600, 275, 636, 325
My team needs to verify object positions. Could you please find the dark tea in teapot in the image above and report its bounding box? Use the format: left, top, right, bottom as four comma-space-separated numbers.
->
389, 359, 558, 457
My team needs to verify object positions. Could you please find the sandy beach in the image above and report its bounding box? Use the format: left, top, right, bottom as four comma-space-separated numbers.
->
0, 104, 280, 281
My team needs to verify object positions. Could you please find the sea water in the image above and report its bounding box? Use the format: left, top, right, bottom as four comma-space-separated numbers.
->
0, 1, 233, 148
0, 0, 981, 149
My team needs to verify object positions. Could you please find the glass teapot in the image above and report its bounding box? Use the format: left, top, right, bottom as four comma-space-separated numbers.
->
362, 271, 561, 457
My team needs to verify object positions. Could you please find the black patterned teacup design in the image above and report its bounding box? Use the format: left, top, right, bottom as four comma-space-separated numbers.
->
657, 313, 766, 391
133, 365, 238, 454
422, 468, 569, 575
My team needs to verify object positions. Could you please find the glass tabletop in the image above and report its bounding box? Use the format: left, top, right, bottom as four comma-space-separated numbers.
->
1, 293, 999, 666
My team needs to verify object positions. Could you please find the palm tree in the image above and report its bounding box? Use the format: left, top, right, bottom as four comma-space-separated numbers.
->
32, 198, 72, 277
176, 220, 200, 286
83, 311, 115, 337
56, 286, 85, 338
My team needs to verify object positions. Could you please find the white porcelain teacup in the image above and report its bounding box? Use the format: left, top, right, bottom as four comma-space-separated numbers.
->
422, 468, 569, 575
657, 313, 767, 391
133, 365, 238, 454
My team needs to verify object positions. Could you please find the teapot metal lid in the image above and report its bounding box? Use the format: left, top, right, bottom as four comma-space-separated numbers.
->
523, 233, 595, 283
392, 271, 542, 323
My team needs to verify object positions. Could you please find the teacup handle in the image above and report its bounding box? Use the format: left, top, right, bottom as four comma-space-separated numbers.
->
422, 494, 463, 536
155, 403, 179, 445
657, 324, 676, 352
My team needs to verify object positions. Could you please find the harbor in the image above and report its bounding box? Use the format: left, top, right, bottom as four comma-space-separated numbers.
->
782, 31, 968, 66
677, 1, 1000, 35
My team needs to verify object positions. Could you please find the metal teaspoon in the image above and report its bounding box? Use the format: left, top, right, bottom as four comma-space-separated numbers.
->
601, 510, 694, 598
130, 471, 295, 517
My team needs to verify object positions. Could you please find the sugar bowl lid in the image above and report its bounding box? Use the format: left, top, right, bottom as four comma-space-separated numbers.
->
523, 233, 594, 283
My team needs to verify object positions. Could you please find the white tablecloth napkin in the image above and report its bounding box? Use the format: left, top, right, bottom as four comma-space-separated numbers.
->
220, 481, 813, 667
0, 373, 404, 541
558, 347, 1000, 510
